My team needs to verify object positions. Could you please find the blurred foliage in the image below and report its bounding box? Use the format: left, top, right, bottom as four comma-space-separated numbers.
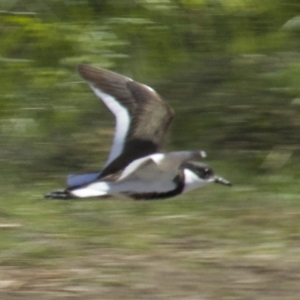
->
0, 0, 300, 183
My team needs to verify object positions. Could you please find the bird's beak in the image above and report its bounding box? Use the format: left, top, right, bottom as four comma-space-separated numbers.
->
214, 176, 232, 186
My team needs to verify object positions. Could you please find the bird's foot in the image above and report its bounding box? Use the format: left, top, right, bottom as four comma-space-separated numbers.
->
44, 190, 72, 200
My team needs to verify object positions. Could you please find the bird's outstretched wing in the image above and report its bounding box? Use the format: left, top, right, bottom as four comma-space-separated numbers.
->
77, 64, 174, 178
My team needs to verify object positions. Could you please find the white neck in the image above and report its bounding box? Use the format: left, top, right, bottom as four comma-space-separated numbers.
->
183, 168, 212, 193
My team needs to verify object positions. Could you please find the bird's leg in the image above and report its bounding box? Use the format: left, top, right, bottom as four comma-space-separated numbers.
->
44, 190, 72, 200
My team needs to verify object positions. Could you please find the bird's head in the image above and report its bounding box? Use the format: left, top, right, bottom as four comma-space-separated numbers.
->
181, 161, 231, 193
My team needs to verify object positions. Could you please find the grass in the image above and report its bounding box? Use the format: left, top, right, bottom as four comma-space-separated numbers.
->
0, 165, 300, 299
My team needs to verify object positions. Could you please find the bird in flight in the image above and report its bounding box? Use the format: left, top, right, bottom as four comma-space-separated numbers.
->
45, 64, 231, 200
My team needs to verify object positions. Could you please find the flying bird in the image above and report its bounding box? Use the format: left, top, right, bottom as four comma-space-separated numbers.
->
45, 64, 231, 200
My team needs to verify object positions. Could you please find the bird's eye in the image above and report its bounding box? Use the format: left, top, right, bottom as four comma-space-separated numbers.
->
203, 168, 212, 178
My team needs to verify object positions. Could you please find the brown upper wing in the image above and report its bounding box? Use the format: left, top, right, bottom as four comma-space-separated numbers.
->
77, 64, 174, 178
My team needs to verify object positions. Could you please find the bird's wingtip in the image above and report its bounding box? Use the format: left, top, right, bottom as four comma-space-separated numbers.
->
200, 150, 207, 158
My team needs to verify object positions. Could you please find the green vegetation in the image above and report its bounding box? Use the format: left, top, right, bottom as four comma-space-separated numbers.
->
0, 0, 300, 299
1, 172, 300, 299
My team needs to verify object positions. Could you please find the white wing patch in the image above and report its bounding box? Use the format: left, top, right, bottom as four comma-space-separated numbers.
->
117, 154, 164, 181
89, 84, 131, 167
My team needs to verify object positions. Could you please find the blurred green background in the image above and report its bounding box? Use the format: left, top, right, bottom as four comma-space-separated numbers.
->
1, 1, 300, 299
